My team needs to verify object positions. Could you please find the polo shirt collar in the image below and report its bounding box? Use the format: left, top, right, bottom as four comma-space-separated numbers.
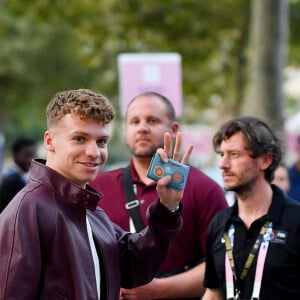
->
267, 184, 286, 224
227, 184, 286, 227
129, 159, 157, 187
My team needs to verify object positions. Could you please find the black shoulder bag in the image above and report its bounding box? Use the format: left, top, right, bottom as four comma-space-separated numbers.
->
122, 166, 145, 232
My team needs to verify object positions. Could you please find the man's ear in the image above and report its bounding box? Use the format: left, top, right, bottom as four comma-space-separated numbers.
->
44, 130, 55, 152
261, 153, 273, 170
170, 121, 179, 139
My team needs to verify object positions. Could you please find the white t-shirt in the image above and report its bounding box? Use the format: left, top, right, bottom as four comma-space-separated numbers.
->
86, 216, 101, 299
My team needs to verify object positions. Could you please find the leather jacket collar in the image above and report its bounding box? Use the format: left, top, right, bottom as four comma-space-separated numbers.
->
29, 159, 102, 211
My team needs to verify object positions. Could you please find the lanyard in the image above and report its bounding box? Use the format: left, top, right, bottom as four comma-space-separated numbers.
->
224, 220, 273, 300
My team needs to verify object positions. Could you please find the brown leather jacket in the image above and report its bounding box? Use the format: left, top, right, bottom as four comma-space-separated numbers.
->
0, 159, 182, 300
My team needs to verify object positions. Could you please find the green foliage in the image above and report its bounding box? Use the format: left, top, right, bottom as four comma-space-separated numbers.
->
0, 4, 100, 146
0, 0, 298, 163
289, 0, 300, 65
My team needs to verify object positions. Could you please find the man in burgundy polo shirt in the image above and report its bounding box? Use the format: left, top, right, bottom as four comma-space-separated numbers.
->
90, 92, 227, 300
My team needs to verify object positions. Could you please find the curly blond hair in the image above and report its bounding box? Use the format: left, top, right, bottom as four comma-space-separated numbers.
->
46, 89, 115, 128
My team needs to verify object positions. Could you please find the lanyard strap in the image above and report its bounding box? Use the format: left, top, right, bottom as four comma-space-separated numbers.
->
251, 223, 273, 299
122, 166, 145, 232
224, 220, 272, 299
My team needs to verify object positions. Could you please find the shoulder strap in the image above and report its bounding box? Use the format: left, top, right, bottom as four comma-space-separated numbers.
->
122, 165, 145, 232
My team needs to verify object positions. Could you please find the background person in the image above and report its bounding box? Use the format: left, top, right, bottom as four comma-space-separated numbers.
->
203, 116, 300, 300
0, 88, 189, 300
272, 163, 290, 195
90, 91, 228, 300
287, 135, 300, 201
0, 135, 36, 212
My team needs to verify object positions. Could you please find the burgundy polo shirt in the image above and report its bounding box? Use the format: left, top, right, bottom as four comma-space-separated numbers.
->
90, 160, 227, 274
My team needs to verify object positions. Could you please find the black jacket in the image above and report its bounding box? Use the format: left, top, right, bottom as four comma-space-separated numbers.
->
0, 171, 26, 213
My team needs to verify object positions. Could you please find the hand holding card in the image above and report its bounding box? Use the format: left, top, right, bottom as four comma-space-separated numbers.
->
147, 153, 190, 191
